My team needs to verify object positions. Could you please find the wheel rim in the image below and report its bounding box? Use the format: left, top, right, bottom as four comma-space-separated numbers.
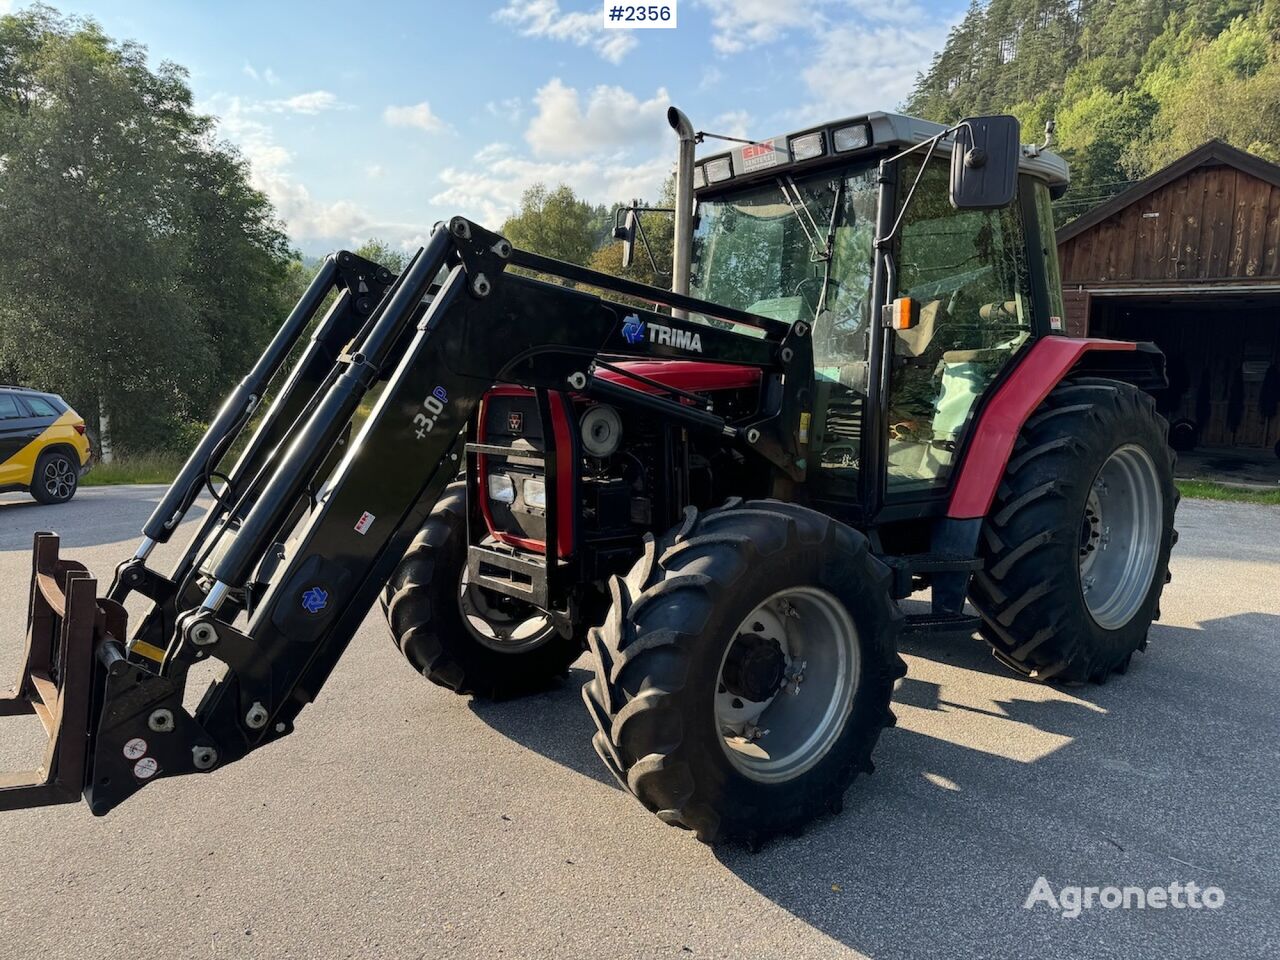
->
457, 567, 556, 653
1078, 443, 1163, 630
43, 457, 75, 500
714, 586, 860, 783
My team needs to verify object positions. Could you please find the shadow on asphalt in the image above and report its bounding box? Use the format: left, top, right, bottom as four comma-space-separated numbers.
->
470, 610, 1280, 958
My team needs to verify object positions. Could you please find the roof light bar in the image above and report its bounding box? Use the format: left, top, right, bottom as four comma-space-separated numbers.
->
705, 156, 733, 184
833, 123, 871, 152
789, 131, 826, 162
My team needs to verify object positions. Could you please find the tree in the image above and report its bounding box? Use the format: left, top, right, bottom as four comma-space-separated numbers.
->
500, 183, 600, 268
0, 6, 292, 454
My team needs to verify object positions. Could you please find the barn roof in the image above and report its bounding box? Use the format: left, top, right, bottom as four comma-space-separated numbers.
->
1056, 139, 1280, 245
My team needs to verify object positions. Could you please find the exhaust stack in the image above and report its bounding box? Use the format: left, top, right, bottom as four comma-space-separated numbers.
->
668, 106, 696, 319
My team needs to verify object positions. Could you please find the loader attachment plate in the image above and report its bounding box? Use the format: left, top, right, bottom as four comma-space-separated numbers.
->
0, 532, 121, 811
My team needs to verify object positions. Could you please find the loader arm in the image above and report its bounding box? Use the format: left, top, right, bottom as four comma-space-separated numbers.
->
1, 217, 810, 815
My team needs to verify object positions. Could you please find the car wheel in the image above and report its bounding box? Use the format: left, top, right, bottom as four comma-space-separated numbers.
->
31, 450, 79, 504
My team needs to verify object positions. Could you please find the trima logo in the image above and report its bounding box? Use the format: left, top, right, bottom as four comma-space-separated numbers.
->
621, 314, 646, 344
300, 586, 329, 614
621, 313, 703, 353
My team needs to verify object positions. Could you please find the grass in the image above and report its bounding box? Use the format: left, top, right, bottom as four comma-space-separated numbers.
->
81, 451, 1280, 508
1176, 478, 1280, 506
82, 451, 186, 486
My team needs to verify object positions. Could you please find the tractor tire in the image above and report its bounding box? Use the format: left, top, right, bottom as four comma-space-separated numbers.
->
30, 449, 79, 504
382, 481, 587, 699
970, 378, 1178, 684
583, 498, 905, 846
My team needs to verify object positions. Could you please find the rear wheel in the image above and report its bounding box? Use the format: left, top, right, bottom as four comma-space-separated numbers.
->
382, 482, 587, 699
31, 450, 78, 504
583, 499, 904, 845
970, 378, 1178, 683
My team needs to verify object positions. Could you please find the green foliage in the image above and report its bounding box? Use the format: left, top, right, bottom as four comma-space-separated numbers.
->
500, 183, 604, 269
0, 5, 292, 454
906, 0, 1280, 223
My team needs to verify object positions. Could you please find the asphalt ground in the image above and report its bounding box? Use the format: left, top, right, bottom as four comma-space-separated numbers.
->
0, 486, 1276, 959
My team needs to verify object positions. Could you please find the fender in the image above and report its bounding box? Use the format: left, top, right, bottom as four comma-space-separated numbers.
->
946, 337, 1161, 520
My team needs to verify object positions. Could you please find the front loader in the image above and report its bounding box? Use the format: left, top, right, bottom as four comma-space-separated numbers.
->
1, 110, 1177, 845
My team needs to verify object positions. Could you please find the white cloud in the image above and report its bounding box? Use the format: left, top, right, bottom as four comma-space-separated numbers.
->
383, 102, 447, 133
205, 94, 400, 245
242, 63, 281, 85
697, 0, 818, 54
801, 21, 948, 117
525, 79, 670, 157
494, 0, 638, 64
486, 97, 525, 124
433, 142, 672, 226
257, 92, 340, 115
365, 164, 384, 179
708, 109, 753, 139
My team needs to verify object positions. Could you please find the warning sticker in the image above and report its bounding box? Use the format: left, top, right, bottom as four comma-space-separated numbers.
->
133, 757, 159, 780
354, 511, 376, 535
123, 737, 148, 760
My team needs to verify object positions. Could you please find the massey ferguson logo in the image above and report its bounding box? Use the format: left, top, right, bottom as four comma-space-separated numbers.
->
621, 313, 702, 353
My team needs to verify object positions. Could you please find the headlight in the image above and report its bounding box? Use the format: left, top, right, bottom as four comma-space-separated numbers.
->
833, 123, 871, 152
487, 473, 515, 504
789, 131, 825, 161
705, 156, 733, 183
694, 164, 708, 189
522, 477, 547, 509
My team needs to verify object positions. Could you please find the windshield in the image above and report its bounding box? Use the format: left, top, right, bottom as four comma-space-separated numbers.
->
689, 164, 878, 343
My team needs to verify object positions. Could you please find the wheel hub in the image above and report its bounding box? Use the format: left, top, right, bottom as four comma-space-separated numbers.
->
721, 633, 787, 703
714, 587, 860, 784
1077, 444, 1163, 629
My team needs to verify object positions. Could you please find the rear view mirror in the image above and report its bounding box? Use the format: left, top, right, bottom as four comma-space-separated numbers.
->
614, 208, 639, 268
950, 115, 1020, 209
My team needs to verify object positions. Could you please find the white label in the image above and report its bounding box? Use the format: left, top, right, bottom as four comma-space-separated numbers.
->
602, 1, 676, 28
133, 757, 159, 780
354, 511, 375, 535
123, 737, 148, 760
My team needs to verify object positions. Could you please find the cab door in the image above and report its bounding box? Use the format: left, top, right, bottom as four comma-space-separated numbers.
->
882, 160, 1037, 500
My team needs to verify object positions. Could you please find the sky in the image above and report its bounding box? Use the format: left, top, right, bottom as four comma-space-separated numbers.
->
9, 0, 968, 255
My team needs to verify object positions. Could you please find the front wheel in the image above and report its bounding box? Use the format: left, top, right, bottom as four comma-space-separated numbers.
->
382, 482, 588, 699
583, 499, 905, 845
970, 378, 1178, 683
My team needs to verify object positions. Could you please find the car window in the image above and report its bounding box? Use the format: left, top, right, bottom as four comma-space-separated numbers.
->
23, 395, 59, 418
0, 394, 22, 419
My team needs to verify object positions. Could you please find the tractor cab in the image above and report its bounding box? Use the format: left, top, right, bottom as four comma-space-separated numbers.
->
685, 113, 1070, 517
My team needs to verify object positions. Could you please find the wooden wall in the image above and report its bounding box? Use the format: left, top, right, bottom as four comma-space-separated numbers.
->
1059, 163, 1280, 284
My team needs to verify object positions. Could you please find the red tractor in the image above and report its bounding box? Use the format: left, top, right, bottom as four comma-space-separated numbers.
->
1, 111, 1176, 848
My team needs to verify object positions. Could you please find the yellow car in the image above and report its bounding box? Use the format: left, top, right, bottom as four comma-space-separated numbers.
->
0, 387, 91, 504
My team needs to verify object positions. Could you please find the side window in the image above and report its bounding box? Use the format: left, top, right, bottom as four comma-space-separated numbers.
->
23, 395, 58, 418
0, 394, 22, 419
886, 159, 1034, 495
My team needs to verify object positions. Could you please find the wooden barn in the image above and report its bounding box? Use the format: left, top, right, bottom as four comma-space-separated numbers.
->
1057, 140, 1280, 458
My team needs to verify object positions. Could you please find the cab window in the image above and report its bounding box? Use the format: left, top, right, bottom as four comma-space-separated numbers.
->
886, 159, 1034, 496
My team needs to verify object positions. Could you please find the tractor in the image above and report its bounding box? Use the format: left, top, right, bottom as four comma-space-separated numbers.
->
0, 110, 1177, 846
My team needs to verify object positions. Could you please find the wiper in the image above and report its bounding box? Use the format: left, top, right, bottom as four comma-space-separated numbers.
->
816, 177, 846, 316
777, 175, 829, 263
